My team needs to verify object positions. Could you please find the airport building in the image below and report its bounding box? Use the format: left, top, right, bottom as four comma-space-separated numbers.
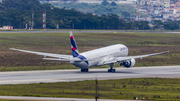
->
0, 26, 13, 30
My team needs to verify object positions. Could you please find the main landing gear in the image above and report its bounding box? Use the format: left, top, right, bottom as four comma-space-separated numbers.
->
81, 68, 89, 72
108, 63, 116, 73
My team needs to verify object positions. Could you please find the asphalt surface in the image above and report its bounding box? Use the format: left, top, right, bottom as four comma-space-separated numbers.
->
0, 65, 180, 85
0, 96, 138, 101
0, 30, 180, 34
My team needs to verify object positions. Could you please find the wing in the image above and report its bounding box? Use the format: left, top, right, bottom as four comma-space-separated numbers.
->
10, 48, 72, 61
104, 51, 169, 65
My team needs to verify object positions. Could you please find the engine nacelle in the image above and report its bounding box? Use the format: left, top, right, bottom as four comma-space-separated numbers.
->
123, 58, 135, 68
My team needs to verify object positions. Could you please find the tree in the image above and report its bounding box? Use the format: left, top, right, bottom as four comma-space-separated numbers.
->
121, 11, 130, 17
152, 20, 163, 29
101, 0, 109, 6
163, 21, 179, 30
110, 1, 117, 6
1, 0, 42, 10
0, 0, 153, 30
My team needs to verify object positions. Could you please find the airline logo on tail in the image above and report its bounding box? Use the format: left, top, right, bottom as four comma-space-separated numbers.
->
70, 31, 79, 57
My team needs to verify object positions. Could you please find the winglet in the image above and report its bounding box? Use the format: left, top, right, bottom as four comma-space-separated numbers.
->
70, 31, 79, 57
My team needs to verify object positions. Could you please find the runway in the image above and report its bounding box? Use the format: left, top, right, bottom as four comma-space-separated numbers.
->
0, 65, 180, 85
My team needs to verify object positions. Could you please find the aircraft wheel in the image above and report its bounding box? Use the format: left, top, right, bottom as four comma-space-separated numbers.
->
108, 69, 116, 73
81, 69, 88, 72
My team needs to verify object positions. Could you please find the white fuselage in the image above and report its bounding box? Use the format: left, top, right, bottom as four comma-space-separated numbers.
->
70, 44, 128, 69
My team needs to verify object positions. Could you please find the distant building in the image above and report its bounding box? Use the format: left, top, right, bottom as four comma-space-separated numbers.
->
0, 26, 13, 30
151, 0, 159, 5
163, 13, 171, 19
176, 1, 180, 8
164, 0, 170, 8
139, 0, 147, 5
174, 9, 180, 18
171, 4, 176, 8
165, 8, 177, 14
154, 9, 160, 14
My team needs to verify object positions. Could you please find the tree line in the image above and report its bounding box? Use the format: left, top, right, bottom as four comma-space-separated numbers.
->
44, 0, 136, 17
0, 0, 179, 30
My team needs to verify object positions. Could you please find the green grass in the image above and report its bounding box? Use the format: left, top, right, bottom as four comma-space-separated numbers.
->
0, 32, 179, 71
1, 78, 180, 100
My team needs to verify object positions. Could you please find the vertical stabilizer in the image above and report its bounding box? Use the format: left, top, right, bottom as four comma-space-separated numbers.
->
70, 31, 79, 57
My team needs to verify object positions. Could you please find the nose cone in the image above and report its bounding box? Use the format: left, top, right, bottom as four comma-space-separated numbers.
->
70, 61, 88, 69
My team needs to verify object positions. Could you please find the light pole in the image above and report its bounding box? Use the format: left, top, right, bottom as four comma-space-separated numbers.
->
95, 77, 98, 101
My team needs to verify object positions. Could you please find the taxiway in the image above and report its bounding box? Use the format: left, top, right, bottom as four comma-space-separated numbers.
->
0, 96, 136, 101
0, 65, 180, 85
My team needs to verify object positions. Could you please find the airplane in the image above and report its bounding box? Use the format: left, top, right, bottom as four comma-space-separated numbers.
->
10, 31, 169, 72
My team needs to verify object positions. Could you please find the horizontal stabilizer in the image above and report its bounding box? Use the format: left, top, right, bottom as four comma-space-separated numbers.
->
43, 57, 90, 62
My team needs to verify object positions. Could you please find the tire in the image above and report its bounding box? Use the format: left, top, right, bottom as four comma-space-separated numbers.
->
108, 69, 116, 73
81, 69, 88, 72
112, 69, 116, 73
108, 69, 112, 72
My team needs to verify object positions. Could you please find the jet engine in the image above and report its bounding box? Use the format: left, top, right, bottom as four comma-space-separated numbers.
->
123, 58, 135, 68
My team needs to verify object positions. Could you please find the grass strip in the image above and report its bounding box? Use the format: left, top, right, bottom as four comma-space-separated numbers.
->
0, 32, 178, 71
0, 78, 180, 100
